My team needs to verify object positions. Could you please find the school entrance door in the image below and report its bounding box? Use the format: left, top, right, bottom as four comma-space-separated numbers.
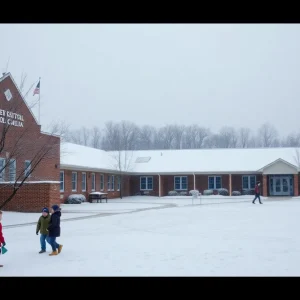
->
269, 175, 293, 196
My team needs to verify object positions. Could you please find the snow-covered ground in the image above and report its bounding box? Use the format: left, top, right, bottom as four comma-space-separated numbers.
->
1, 196, 299, 276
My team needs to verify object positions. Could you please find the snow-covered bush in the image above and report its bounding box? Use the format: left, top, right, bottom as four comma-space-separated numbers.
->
203, 189, 213, 196
65, 194, 86, 204
189, 189, 200, 197
217, 188, 229, 196
168, 190, 179, 196
242, 189, 255, 195
179, 191, 188, 196
232, 191, 241, 196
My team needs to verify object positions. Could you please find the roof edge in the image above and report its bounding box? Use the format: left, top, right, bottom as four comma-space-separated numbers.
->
257, 158, 298, 172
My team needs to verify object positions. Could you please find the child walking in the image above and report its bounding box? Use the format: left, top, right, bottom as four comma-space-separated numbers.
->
36, 207, 51, 253
47, 205, 63, 256
0, 210, 6, 267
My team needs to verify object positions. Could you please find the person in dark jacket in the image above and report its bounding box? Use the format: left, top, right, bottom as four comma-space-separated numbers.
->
252, 182, 263, 204
47, 205, 63, 256
36, 207, 51, 254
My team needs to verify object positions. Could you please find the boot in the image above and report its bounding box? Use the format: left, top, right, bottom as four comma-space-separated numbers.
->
39, 250, 46, 254
0, 265, 3, 267
49, 250, 58, 256
58, 245, 63, 254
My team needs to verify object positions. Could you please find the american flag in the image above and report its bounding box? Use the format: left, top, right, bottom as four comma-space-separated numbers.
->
33, 80, 40, 95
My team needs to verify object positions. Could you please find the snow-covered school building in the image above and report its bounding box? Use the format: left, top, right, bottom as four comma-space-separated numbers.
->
1, 71, 300, 213
60, 142, 300, 201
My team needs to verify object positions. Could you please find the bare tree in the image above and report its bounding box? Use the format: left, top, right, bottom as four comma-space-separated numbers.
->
0, 120, 66, 210
111, 149, 134, 199
282, 133, 300, 147
183, 125, 210, 149
101, 121, 121, 151
90, 126, 102, 149
218, 126, 238, 148
138, 125, 156, 150
238, 127, 252, 148
203, 134, 221, 148
103, 121, 137, 198
294, 148, 300, 170
258, 123, 279, 147
172, 124, 186, 149
156, 125, 176, 149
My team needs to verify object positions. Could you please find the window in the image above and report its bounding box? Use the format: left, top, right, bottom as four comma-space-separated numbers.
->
0, 158, 5, 182
117, 176, 121, 191
174, 176, 187, 190
208, 176, 222, 189
107, 175, 115, 191
24, 160, 31, 177
4, 89, 12, 101
111, 175, 114, 191
60, 171, 64, 192
107, 175, 111, 191
100, 174, 104, 191
82, 172, 86, 192
140, 176, 153, 190
9, 159, 16, 182
72, 172, 77, 191
242, 175, 256, 190
91, 173, 95, 191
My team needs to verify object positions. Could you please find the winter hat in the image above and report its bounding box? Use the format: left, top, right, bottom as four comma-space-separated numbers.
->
42, 207, 49, 213
51, 204, 60, 211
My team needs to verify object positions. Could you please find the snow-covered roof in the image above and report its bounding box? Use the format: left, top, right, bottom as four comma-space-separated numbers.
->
60, 142, 300, 174
60, 142, 117, 172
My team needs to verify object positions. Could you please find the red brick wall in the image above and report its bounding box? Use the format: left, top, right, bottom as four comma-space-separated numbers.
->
0, 183, 60, 212
0, 75, 60, 184
127, 175, 159, 196
194, 175, 229, 193
0, 74, 60, 212
60, 170, 131, 202
231, 174, 262, 194
294, 174, 299, 197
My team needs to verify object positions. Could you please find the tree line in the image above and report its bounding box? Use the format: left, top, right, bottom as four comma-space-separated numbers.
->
63, 121, 300, 151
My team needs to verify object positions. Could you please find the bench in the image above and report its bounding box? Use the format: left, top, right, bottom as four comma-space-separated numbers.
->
88, 192, 108, 203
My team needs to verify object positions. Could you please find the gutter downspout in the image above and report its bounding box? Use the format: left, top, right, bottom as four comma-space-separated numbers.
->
193, 173, 196, 190
158, 174, 161, 198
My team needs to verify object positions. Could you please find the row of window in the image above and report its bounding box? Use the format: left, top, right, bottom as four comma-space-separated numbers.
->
142, 175, 256, 190
60, 173, 257, 193
60, 171, 121, 192
0, 158, 31, 182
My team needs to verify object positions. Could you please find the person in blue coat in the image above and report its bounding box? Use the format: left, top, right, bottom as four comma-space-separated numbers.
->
47, 205, 63, 256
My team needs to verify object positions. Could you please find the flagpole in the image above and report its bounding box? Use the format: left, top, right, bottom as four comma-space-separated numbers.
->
38, 77, 41, 124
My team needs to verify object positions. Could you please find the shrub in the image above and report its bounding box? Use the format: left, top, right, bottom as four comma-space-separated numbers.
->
65, 194, 86, 204
242, 189, 255, 195
179, 191, 188, 196
217, 188, 229, 196
232, 191, 241, 196
168, 190, 179, 196
203, 189, 213, 196
189, 190, 200, 197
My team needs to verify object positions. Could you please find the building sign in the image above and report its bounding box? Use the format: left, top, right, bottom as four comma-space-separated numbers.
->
0, 109, 24, 127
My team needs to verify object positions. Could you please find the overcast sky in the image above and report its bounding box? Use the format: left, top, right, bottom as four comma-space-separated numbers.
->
0, 24, 299, 136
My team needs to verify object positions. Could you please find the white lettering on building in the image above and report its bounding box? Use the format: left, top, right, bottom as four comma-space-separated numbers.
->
0, 109, 24, 127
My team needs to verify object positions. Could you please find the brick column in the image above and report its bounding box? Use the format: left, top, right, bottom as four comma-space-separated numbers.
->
262, 175, 267, 197
294, 174, 299, 196
229, 174, 232, 196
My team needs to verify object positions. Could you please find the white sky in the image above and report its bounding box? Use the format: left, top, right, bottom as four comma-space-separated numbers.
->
0, 24, 299, 136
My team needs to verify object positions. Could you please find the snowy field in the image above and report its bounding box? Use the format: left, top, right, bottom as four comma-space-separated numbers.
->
1, 195, 300, 276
